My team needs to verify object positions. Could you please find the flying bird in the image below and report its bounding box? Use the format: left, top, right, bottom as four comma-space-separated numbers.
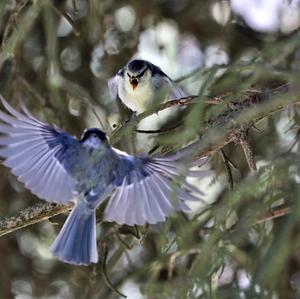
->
108, 59, 187, 114
0, 97, 207, 265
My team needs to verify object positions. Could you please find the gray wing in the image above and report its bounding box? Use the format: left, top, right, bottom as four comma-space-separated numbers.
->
108, 68, 125, 99
104, 151, 208, 225
168, 79, 188, 99
0, 97, 78, 203
108, 76, 119, 99
152, 73, 187, 100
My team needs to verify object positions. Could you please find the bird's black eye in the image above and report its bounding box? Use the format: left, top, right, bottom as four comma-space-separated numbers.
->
137, 68, 147, 78
127, 72, 132, 79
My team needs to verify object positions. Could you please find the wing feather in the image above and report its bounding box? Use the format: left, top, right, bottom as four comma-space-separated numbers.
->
152, 73, 187, 100
0, 97, 78, 203
104, 152, 208, 225
108, 76, 119, 99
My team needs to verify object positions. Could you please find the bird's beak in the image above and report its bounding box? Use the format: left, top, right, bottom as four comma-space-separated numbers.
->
129, 78, 138, 90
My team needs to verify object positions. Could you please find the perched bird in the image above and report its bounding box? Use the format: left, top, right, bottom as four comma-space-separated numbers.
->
108, 59, 186, 114
0, 97, 207, 265
108, 59, 188, 152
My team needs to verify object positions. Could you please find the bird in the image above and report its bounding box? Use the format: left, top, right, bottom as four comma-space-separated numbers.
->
108, 59, 188, 152
0, 97, 208, 265
108, 59, 187, 114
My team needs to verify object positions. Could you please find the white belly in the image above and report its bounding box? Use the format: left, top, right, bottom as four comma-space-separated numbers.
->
119, 81, 154, 114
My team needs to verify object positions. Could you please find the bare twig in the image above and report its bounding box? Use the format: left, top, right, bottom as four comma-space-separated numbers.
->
48, 0, 80, 36
100, 241, 127, 298
236, 127, 257, 171
220, 149, 234, 190
168, 249, 201, 280
114, 231, 133, 250
256, 206, 292, 224
2, 0, 30, 45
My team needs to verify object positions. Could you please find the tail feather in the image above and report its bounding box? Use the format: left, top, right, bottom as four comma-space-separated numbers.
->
50, 205, 98, 265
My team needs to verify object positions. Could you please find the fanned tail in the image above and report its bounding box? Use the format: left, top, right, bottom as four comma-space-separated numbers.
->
50, 204, 98, 265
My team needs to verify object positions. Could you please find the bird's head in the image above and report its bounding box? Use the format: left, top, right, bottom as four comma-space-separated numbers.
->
80, 128, 108, 149
125, 59, 151, 90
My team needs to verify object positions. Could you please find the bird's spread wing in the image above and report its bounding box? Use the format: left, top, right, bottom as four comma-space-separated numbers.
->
108, 68, 124, 99
0, 97, 78, 203
104, 150, 207, 225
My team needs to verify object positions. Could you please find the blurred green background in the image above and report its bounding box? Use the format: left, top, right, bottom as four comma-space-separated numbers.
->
1, 0, 300, 298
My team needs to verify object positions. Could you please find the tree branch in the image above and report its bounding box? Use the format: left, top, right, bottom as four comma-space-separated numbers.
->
220, 148, 234, 190
236, 126, 257, 170
0, 202, 71, 237
0, 1, 41, 70
178, 83, 294, 159
256, 206, 291, 224
0, 83, 298, 238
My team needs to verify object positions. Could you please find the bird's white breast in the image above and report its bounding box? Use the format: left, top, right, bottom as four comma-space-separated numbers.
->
119, 80, 154, 114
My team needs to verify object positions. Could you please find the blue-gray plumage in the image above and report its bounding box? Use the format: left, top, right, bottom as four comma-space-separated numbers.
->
108, 59, 187, 113
0, 97, 207, 265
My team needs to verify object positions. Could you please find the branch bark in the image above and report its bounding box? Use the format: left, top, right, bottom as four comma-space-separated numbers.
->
0, 82, 298, 237
0, 202, 71, 237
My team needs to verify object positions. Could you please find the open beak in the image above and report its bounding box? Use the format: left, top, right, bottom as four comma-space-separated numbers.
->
129, 78, 138, 90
